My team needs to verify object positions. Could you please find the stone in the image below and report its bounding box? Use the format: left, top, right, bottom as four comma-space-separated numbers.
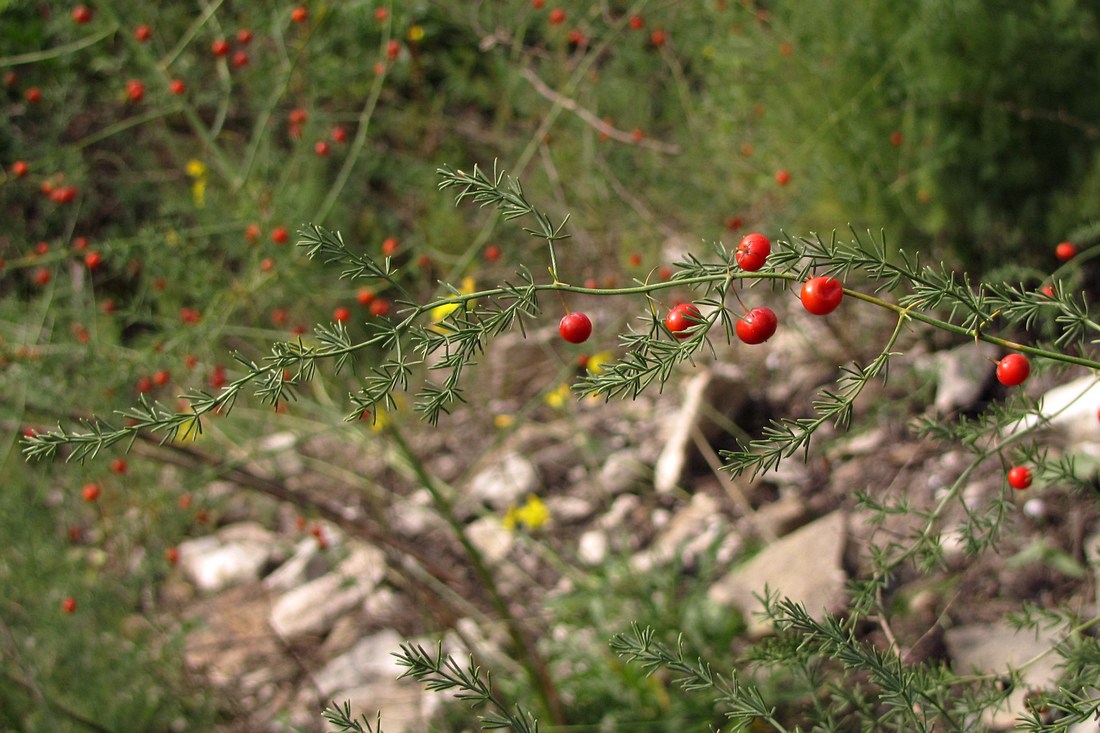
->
269, 542, 386, 639
926, 341, 999, 414
598, 449, 651, 496
1008, 375, 1100, 446
464, 515, 514, 567
654, 364, 747, 493
263, 536, 332, 592
312, 629, 407, 699
944, 621, 1061, 730
632, 493, 726, 572
467, 452, 538, 510
577, 529, 609, 566
179, 522, 281, 593
708, 511, 847, 636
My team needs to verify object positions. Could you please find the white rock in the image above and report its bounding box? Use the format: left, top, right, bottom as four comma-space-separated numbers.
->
313, 628, 406, 698
467, 452, 538, 510
708, 511, 847, 636
577, 529, 609, 566
179, 522, 280, 593
263, 536, 330, 592
464, 516, 514, 567
269, 542, 386, 638
928, 341, 999, 414
633, 493, 724, 572
598, 450, 651, 495
1008, 375, 1100, 443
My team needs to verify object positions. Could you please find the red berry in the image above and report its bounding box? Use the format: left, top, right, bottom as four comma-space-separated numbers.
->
356, 287, 376, 306
136, 376, 153, 393
889, 130, 903, 147
484, 244, 501, 262
51, 186, 77, 203
736, 306, 778, 345
628, 252, 642, 267
650, 29, 666, 47
331, 126, 347, 143
271, 226, 289, 244
375, 8, 389, 21
291, 6, 309, 23
11, 160, 28, 177
72, 5, 93, 24
210, 365, 227, 389
666, 303, 702, 339
996, 353, 1030, 387
288, 108, 308, 125
231, 50, 249, 68
153, 369, 170, 386
81, 482, 101, 502
1007, 466, 1032, 490
84, 251, 102, 269
369, 299, 390, 317
165, 546, 181, 565
211, 39, 230, 57
134, 24, 152, 42
110, 458, 127, 474
532, 0, 544, 8
1055, 241, 1077, 262
179, 307, 201, 324
73, 236, 89, 251
735, 232, 771, 272
333, 306, 351, 322
25, 87, 41, 104
386, 40, 400, 60
314, 140, 329, 156
35, 241, 49, 256
629, 15, 644, 29
260, 257, 274, 272
236, 28, 254, 45
724, 215, 743, 231
32, 268, 51, 286
549, 8, 566, 25
61, 596, 77, 614
775, 169, 791, 186
559, 312, 592, 344
126, 79, 145, 103
169, 79, 186, 95
800, 276, 844, 315
381, 237, 399, 256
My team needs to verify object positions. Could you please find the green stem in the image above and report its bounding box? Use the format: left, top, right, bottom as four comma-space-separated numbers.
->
385, 425, 566, 727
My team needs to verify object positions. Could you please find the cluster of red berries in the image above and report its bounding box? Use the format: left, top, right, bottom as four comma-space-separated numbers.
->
559, 233, 846, 346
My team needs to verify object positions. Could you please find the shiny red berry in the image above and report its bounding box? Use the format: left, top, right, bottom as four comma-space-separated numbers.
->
559, 312, 592, 344
134, 25, 152, 42
126, 79, 145, 103
81, 482, 101, 502
775, 169, 791, 186
996, 353, 1030, 387
291, 6, 309, 23
1007, 466, 1032, 490
334, 306, 351, 322
271, 226, 289, 244
665, 303, 702, 339
211, 39, 230, 57
736, 306, 777, 345
169, 79, 186, 95
72, 5, 93, 24
11, 160, 28, 177
800, 276, 844, 315
62, 596, 77, 614
1055, 241, 1077, 262
549, 8, 566, 25
735, 233, 771, 272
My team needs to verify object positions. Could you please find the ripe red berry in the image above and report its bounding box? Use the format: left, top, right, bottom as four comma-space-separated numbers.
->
375, 7, 389, 21
61, 596, 77, 614
736, 306, 778, 345
180, 307, 202, 324
386, 40, 400, 60
735, 232, 771, 272
84, 251, 102, 269
165, 546, 181, 565
25, 87, 41, 104
532, 0, 544, 8
236, 28, 254, 45
484, 244, 501, 262
110, 458, 127, 474
1007, 466, 1032, 490
549, 8, 566, 25
996, 353, 1030, 387
271, 226, 289, 244
231, 50, 249, 68
51, 186, 77, 204
356, 287, 376, 306
169, 79, 186, 95
333, 306, 351, 322
153, 369, 170, 386
291, 6, 309, 23
775, 169, 791, 186
288, 108, 308, 125
210, 365, 227, 389
260, 257, 275, 272
126, 79, 145, 103
314, 140, 329, 156
72, 5, 93, 24
800, 276, 844, 315
559, 312, 592, 344
650, 29, 666, 46
369, 299, 391, 317
629, 15, 645, 29
81, 482, 101, 502
136, 376, 153, 393
666, 303, 702, 339
331, 126, 347, 143
35, 241, 49, 256
134, 24, 152, 42
1055, 241, 1077, 262
889, 130, 903, 147
32, 268, 51, 286
11, 160, 28, 177
381, 237, 399, 256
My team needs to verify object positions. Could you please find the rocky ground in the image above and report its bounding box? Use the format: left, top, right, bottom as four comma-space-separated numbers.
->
157, 297, 1100, 732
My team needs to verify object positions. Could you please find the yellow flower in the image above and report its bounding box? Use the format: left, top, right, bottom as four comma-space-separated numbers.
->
407, 25, 425, 42
430, 277, 476, 325
586, 350, 614, 375
185, 159, 206, 178
493, 413, 515, 429
503, 495, 551, 531
175, 415, 203, 443
370, 404, 391, 433
544, 383, 572, 409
